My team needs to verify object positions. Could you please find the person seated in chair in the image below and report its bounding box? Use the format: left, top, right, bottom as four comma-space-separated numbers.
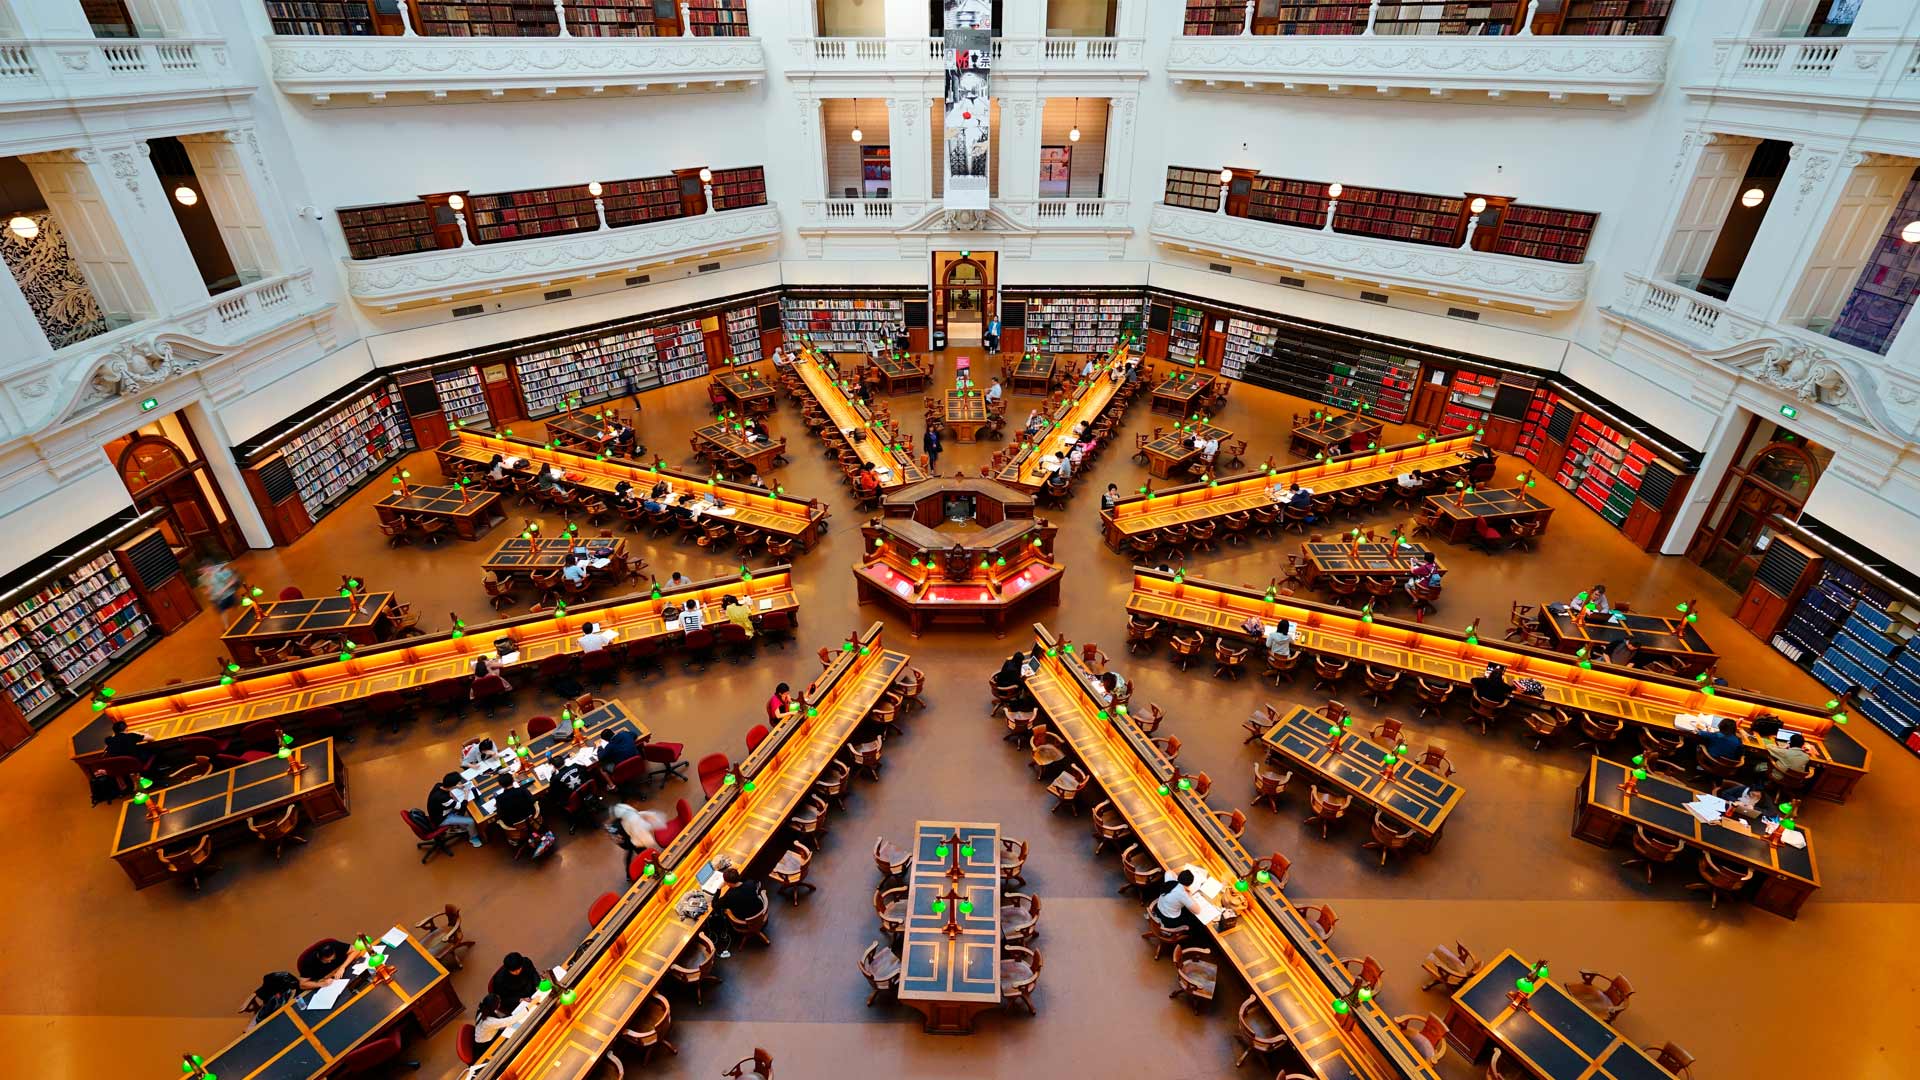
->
494, 775, 539, 830
1263, 618, 1299, 659
428, 772, 485, 849
611, 480, 637, 512
490, 953, 544, 1011
599, 725, 643, 772
1697, 715, 1745, 762
1396, 467, 1424, 490
472, 993, 532, 1047
1149, 869, 1209, 935
855, 463, 882, 501
1404, 553, 1443, 601
1100, 483, 1122, 512
295, 938, 362, 982
561, 555, 591, 587
103, 720, 157, 772
1470, 662, 1513, 705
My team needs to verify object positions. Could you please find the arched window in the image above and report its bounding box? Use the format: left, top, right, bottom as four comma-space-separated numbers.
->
117, 435, 191, 495
1746, 444, 1819, 501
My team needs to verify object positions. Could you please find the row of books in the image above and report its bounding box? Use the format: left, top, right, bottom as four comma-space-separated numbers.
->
1167, 305, 1203, 366
1164, 166, 1223, 212
1, 553, 152, 719
1025, 296, 1143, 356
281, 387, 413, 517
781, 297, 904, 349
434, 366, 490, 424
725, 306, 764, 365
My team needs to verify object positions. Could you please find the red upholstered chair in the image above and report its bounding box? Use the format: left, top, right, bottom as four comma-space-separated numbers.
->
628, 850, 660, 883
469, 673, 513, 715
401, 808, 461, 863
644, 741, 689, 785
606, 755, 650, 795
526, 715, 557, 740
588, 890, 621, 927
330, 1030, 415, 1076
698, 753, 733, 798
653, 799, 695, 847
456, 1023, 480, 1066
277, 586, 305, 601
745, 724, 770, 752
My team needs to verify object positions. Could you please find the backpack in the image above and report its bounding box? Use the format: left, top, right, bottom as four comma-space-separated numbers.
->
406, 807, 436, 834
529, 831, 558, 860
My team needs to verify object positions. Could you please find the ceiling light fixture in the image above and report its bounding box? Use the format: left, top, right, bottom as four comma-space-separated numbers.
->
1069, 97, 1081, 143
1741, 187, 1765, 208
173, 186, 198, 207
7, 215, 38, 240
850, 98, 863, 144
1903, 221, 1920, 244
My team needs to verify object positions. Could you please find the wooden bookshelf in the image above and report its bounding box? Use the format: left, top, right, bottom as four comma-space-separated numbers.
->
236, 377, 414, 527
1266, 1, 1370, 35
264, 1, 374, 34
415, 2, 559, 36
338, 201, 440, 260
685, 0, 750, 36
708, 166, 768, 211
782, 297, 905, 350
1373, 1, 1521, 35
1490, 204, 1598, 264
570, 0, 679, 36
1334, 185, 1464, 247
466, 183, 599, 244
1023, 293, 1145, 356
1245, 175, 1326, 229
601, 175, 685, 227
724, 305, 764, 364
1182, 0, 1243, 35
1556, 0, 1672, 36
1167, 304, 1203, 366
1163, 166, 1222, 212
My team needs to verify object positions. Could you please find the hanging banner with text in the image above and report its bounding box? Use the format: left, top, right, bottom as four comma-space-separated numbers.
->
942, 0, 992, 211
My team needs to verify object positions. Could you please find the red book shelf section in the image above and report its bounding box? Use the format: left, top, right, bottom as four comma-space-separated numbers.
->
1266, 2, 1370, 34
1437, 370, 1495, 435
1334, 186, 1464, 247
709, 166, 768, 211
1558, 0, 1671, 35
686, 0, 750, 36
415, 3, 558, 37
1182, 0, 1243, 34
466, 184, 599, 244
339, 201, 438, 260
1246, 176, 1327, 229
601, 175, 684, 227
1516, 388, 1554, 463
1492, 204, 1597, 264
1554, 412, 1657, 527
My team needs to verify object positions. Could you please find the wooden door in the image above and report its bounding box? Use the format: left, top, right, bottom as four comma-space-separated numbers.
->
675, 169, 708, 217
482, 362, 524, 424
1200, 315, 1228, 372
1410, 367, 1451, 427
700, 316, 728, 369
1224, 168, 1255, 218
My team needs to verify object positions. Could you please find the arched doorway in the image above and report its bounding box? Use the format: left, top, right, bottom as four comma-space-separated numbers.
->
113, 433, 242, 562
1689, 422, 1828, 592
932, 251, 996, 345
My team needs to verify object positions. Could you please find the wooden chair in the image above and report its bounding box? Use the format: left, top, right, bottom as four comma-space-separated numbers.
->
1361, 810, 1419, 865
1413, 676, 1454, 719
1368, 716, 1404, 747
1563, 970, 1635, 1022
724, 889, 773, 948
1140, 913, 1190, 960
1620, 825, 1687, 884
668, 933, 722, 1004
1686, 852, 1755, 909
156, 835, 217, 891
1253, 759, 1293, 812
1003, 706, 1037, 749
1265, 649, 1302, 686
1646, 1042, 1698, 1079
1523, 706, 1571, 750
1090, 799, 1132, 854
873, 836, 912, 885
1212, 638, 1249, 680
858, 942, 902, 1006
379, 518, 411, 546
1000, 892, 1040, 946
415, 903, 477, 971
1169, 946, 1219, 1012
1397, 1013, 1450, 1066
1361, 666, 1401, 708
1150, 734, 1182, 762
1420, 941, 1482, 991
1028, 726, 1067, 779
1234, 995, 1288, 1067
1118, 843, 1160, 901
875, 886, 909, 938
1131, 702, 1165, 734
618, 993, 679, 1066
999, 837, 1030, 889
1418, 744, 1455, 778
246, 805, 307, 860
1324, 574, 1362, 607
999, 945, 1041, 1015
811, 758, 851, 810
1125, 615, 1162, 654
786, 792, 830, 849
1299, 903, 1337, 942
1046, 763, 1091, 815
1220, 808, 1247, 838
1243, 703, 1280, 744
1573, 711, 1625, 752
1167, 629, 1207, 670
1694, 744, 1745, 781
770, 841, 817, 904
1341, 955, 1386, 994
1311, 654, 1349, 692
1304, 785, 1353, 839
847, 735, 885, 780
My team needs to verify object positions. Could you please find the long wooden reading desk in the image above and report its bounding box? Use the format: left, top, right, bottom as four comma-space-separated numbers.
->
1123, 568, 1868, 802
870, 352, 929, 395
1574, 757, 1818, 918
1024, 624, 1442, 1080
221, 592, 395, 666
374, 484, 502, 540
1261, 706, 1462, 851
112, 737, 347, 888
991, 343, 1129, 491
792, 346, 927, 488
1538, 604, 1717, 676
1102, 434, 1480, 549
897, 819, 1002, 1033
469, 623, 906, 1079
75, 569, 801, 790
1142, 420, 1233, 480
435, 430, 828, 549
1446, 951, 1678, 1080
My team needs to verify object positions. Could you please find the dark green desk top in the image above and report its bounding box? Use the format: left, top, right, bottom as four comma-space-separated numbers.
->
1263, 707, 1462, 837
898, 821, 1001, 1003
113, 739, 338, 856
223, 594, 392, 642
1455, 952, 1676, 1080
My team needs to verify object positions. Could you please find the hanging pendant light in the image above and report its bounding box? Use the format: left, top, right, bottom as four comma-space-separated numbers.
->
1069, 97, 1081, 143
850, 99, 863, 144
173, 186, 198, 207
7, 215, 38, 240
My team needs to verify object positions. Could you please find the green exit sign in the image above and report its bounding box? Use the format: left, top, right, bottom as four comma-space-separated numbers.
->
1779, 404, 1798, 419
139, 397, 158, 412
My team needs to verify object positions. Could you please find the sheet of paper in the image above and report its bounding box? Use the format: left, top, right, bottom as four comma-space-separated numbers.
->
757, 598, 773, 611
1685, 795, 1728, 823
533, 763, 555, 784
303, 980, 349, 1011
381, 926, 408, 947
1190, 896, 1223, 926
460, 767, 484, 781
482, 797, 498, 815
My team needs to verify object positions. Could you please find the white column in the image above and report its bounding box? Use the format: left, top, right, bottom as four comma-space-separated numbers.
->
997, 86, 1043, 202
887, 96, 931, 202
19, 149, 159, 323
182, 399, 272, 550
178, 130, 295, 284
1778, 153, 1915, 330
1724, 143, 1851, 320
795, 94, 830, 200
1101, 94, 1137, 203
0, 250, 54, 357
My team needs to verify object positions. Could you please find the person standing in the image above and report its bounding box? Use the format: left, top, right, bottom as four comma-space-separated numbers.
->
923, 427, 943, 472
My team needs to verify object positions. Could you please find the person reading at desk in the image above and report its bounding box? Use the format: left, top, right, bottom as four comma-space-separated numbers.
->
1469, 662, 1513, 706
985, 377, 1004, 405
296, 938, 362, 982
1097, 670, 1128, 705
1079, 356, 1097, 379
1101, 483, 1121, 512
1022, 409, 1046, 438
1396, 468, 1424, 489
242, 969, 327, 1027
1758, 732, 1811, 784
1697, 716, 1745, 762
665, 571, 690, 589
472, 993, 532, 1047
722, 594, 755, 637
855, 463, 882, 500
103, 720, 156, 771
767, 682, 798, 725
486, 454, 510, 482
428, 772, 486, 848
1404, 553, 1443, 601
1574, 584, 1612, 615
561, 555, 591, 587
611, 480, 636, 512
1263, 618, 1299, 659
490, 953, 544, 1011
1149, 869, 1209, 935
1714, 782, 1764, 822
494, 775, 539, 830
577, 621, 619, 653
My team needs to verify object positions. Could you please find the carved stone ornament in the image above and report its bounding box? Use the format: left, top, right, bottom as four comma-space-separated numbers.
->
1754, 343, 1848, 404
1794, 150, 1835, 212
944, 210, 989, 232
108, 150, 146, 209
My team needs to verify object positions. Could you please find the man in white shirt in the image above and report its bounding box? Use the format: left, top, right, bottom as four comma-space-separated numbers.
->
1200, 436, 1220, 464
577, 621, 619, 653
678, 603, 705, 631
1080, 357, 1097, 379
1151, 869, 1209, 934
985, 378, 1003, 404
1396, 468, 1424, 489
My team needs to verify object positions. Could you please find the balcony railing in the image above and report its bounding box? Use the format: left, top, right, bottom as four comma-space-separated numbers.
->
785, 36, 1144, 76
1688, 37, 1920, 107
265, 32, 766, 104
1607, 273, 1917, 443
1165, 31, 1669, 103
344, 205, 780, 309
1149, 203, 1591, 312
0, 269, 330, 439
800, 198, 1130, 229
0, 37, 249, 107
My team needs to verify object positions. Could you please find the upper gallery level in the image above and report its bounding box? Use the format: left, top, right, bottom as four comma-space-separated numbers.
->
1684, 0, 1920, 118
256, 0, 765, 105
1164, 0, 1673, 104
786, 0, 1147, 81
